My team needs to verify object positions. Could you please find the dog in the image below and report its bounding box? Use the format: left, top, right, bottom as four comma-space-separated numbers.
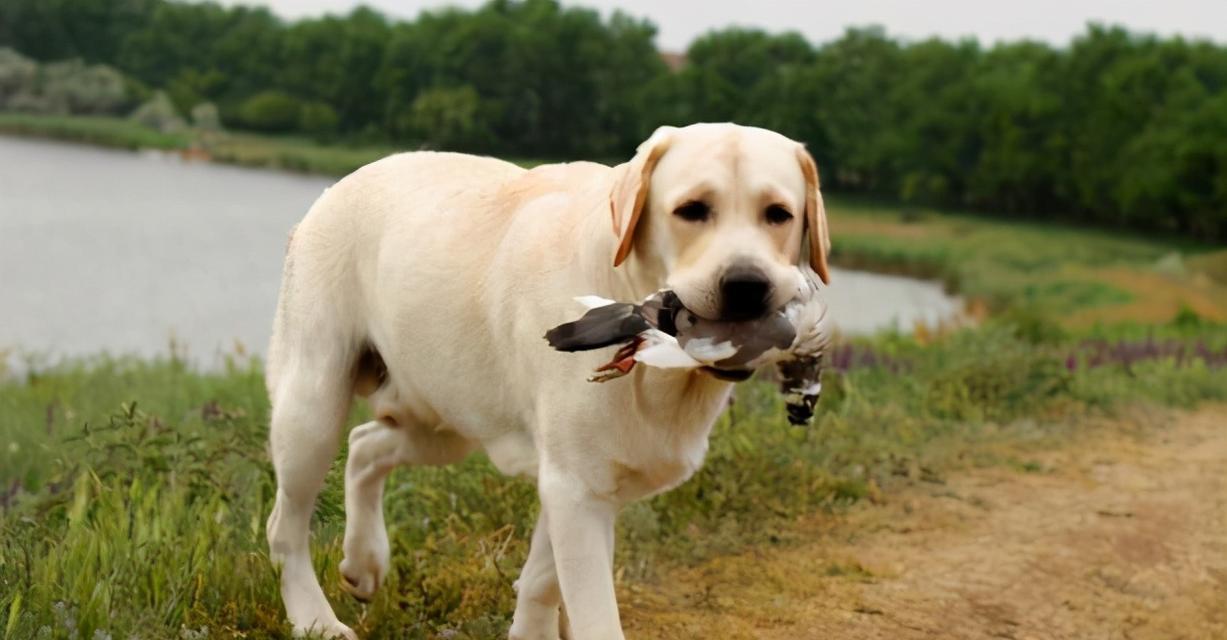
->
264, 122, 832, 639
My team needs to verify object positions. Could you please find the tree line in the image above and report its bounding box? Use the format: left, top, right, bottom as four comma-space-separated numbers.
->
2, 0, 1225, 239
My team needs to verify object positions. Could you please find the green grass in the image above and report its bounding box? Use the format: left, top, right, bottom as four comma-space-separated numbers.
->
0, 112, 400, 177
2, 319, 1225, 639
0, 113, 189, 151
206, 133, 398, 177
824, 197, 1227, 324
0, 112, 396, 177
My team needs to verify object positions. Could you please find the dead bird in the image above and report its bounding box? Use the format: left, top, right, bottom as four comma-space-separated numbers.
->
543, 272, 831, 425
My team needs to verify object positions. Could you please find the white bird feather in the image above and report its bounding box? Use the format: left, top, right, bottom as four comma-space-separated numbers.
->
633, 330, 704, 368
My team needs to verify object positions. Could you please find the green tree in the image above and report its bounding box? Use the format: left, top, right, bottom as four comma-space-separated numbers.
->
280, 8, 390, 133
806, 27, 905, 191
400, 85, 487, 150
299, 102, 339, 136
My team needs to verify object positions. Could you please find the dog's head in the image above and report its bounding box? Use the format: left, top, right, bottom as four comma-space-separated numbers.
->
610, 123, 830, 321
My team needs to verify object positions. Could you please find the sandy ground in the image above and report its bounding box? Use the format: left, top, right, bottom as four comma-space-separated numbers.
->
620, 406, 1227, 639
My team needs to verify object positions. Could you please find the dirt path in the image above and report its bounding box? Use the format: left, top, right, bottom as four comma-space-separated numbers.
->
621, 406, 1227, 639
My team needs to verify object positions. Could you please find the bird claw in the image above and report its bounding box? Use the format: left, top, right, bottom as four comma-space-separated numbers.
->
588, 337, 643, 383
588, 369, 629, 383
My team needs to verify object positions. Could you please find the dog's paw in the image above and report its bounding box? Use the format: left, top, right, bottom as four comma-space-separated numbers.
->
507, 627, 562, 640
340, 517, 390, 602
294, 618, 358, 640
507, 601, 565, 640
338, 548, 388, 602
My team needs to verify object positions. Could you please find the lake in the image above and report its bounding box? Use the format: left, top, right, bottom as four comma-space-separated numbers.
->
0, 135, 961, 370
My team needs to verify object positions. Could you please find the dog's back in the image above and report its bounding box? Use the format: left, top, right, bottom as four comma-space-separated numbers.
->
265, 151, 525, 400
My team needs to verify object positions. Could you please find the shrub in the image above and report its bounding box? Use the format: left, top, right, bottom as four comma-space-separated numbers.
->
41, 59, 129, 115
190, 101, 222, 131
0, 48, 37, 107
401, 85, 488, 150
0, 50, 130, 116
129, 91, 185, 133
299, 101, 339, 135
236, 90, 301, 133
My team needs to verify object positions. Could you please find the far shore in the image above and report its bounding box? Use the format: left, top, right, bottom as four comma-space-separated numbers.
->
0, 111, 405, 177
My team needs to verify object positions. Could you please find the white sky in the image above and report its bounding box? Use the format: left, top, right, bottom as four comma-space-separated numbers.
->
222, 0, 1227, 51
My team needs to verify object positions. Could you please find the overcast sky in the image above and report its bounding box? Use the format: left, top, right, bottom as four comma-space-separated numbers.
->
221, 0, 1227, 51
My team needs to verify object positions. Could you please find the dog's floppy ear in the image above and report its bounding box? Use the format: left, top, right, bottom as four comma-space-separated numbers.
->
796, 144, 832, 285
611, 126, 675, 267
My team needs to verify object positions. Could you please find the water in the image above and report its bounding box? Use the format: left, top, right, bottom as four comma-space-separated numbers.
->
0, 136, 961, 369
822, 267, 962, 334
0, 136, 334, 368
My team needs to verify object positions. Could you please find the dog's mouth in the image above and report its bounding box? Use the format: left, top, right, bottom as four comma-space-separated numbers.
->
701, 366, 754, 382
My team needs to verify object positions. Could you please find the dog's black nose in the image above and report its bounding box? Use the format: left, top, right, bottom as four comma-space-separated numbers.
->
719, 265, 772, 321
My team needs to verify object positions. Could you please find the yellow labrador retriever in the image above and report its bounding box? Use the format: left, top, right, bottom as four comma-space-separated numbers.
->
265, 122, 831, 639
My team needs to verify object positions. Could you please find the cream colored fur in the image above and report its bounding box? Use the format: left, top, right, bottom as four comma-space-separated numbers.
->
264, 123, 830, 639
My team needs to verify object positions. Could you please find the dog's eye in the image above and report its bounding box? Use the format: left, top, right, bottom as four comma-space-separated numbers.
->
765, 205, 794, 225
673, 201, 710, 223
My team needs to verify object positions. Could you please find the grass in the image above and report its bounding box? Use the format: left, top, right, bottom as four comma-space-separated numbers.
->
0, 112, 397, 177
0, 113, 189, 151
825, 197, 1227, 325
205, 133, 397, 177
2, 319, 1225, 639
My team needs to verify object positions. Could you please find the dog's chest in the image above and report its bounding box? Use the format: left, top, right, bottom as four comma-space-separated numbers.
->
608, 411, 717, 503
598, 374, 731, 502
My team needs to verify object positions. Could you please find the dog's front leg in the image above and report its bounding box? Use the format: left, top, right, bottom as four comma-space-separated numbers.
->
538, 466, 623, 640
509, 511, 563, 640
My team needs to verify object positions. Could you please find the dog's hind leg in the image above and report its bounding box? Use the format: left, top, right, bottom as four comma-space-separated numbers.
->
266, 343, 356, 640
340, 418, 475, 601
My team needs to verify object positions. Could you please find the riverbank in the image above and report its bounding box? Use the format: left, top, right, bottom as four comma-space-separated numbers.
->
0, 112, 399, 176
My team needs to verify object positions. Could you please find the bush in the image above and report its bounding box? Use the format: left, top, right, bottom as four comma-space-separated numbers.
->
0, 47, 37, 107
190, 101, 222, 131
299, 101, 338, 135
41, 59, 129, 115
166, 68, 226, 115
129, 91, 185, 133
400, 85, 488, 151
236, 90, 301, 133
0, 49, 130, 116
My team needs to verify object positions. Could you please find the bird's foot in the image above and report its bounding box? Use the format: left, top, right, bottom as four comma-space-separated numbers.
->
587, 338, 643, 383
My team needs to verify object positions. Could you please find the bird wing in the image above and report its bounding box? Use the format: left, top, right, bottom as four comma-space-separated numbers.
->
787, 287, 831, 358
544, 303, 650, 352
